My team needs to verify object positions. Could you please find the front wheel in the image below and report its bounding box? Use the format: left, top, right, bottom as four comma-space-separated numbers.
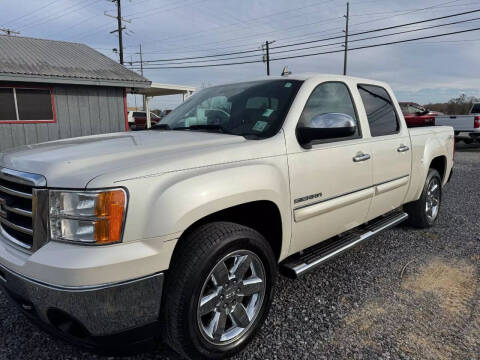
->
162, 222, 277, 360
405, 168, 442, 228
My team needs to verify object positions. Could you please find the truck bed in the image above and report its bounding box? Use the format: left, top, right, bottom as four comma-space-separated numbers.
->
435, 115, 479, 132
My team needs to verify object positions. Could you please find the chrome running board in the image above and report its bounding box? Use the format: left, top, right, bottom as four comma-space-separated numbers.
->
280, 211, 408, 278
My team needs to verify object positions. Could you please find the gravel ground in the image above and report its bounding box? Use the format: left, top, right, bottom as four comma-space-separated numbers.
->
1, 144, 479, 360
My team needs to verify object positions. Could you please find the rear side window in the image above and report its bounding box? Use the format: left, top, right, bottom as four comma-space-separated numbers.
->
358, 84, 399, 137
471, 103, 480, 114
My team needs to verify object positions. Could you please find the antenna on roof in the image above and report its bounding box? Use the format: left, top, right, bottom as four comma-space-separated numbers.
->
281, 66, 292, 76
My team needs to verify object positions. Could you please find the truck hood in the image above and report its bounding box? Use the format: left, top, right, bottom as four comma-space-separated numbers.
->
0, 131, 284, 188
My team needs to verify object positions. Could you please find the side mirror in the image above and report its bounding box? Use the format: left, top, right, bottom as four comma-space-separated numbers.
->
296, 113, 356, 147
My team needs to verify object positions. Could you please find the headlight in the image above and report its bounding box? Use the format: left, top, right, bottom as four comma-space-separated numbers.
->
49, 189, 127, 245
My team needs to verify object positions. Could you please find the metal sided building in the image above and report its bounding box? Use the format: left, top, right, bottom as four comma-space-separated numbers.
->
0, 35, 150, 152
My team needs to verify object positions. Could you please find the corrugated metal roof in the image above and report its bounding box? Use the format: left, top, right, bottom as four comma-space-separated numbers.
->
0, 35, 150, 88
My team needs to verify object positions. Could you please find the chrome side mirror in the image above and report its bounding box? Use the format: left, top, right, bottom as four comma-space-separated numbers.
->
296, 113, 356, 147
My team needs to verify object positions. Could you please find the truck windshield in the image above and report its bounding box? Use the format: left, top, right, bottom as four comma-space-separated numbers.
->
153, 80, 302, 138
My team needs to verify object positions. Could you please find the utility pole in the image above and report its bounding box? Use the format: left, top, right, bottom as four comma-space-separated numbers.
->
136, 44, 147, 111
138, 44, 144, 76
266, 41, 271, 76
105, 1, 131, 65
116, 0, 124, 64
0, 27, 20, 36
343, 2, 349, 75
262, 40, 276, 76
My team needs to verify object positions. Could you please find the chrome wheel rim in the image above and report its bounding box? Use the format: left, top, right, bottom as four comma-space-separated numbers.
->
425, 177, 441, 221
196, 250, 266, 346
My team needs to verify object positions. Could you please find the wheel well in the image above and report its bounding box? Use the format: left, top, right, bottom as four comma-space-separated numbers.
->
429, 156, 447, 181
177, 201, 283, 261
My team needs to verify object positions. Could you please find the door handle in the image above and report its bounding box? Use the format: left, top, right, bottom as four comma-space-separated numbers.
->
353, 152, 371, 162
397, 144, 410, 152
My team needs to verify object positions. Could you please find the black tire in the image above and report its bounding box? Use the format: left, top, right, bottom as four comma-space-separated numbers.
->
404, 168, 442, 228
161, 222, 277, 360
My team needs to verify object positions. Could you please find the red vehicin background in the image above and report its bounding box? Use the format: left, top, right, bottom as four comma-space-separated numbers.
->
399, 102, 443, 127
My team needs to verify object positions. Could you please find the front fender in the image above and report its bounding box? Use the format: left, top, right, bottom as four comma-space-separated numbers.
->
120, 157, 292, 260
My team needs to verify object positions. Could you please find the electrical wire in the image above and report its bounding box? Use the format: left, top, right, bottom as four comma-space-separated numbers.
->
17, 0, 98, 31
7, 0, 59, 27
131, 17, 480, 66
271, 8, 480, 50
126, 26, 480, 70
125, 0, 469, 55
128, 9, 480, 64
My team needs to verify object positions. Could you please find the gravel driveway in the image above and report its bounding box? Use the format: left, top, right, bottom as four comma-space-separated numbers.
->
1, 144, 479, 360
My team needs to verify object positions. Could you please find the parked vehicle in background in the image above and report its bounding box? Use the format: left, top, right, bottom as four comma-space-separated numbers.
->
399, 102, 443, 127
0, 74, 454, 359
435, 102, 480, 143
469, 102, 480, 114
127, 111, 161, 130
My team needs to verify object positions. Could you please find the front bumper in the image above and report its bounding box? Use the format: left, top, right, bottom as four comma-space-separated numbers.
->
0, 263, 164, 348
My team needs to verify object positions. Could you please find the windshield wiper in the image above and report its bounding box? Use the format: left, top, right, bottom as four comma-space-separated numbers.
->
173, 124, 228, 133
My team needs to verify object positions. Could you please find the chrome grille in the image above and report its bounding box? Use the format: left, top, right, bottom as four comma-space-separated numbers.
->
0, 167, 47, 251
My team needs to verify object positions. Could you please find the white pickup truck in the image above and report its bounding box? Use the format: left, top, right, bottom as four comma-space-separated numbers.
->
435, 102, 480, 143
0, 74, 454, 359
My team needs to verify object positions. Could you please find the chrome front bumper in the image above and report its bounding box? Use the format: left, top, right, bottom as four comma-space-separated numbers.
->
0, 263, 164, 338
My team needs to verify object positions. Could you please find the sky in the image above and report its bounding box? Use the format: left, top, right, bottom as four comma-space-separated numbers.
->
1, 0, 480, 109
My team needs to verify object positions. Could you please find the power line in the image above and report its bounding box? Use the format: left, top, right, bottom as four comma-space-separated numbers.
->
270, 8, 480, 50
130, 8, 480, 64
16, 0, 98, 31
145, 16, 480, 66
137, 0, 336, 46
133, 0, 461, 51
126, 26, 480, 70
75, 0, 203, 42
124, 0, 468, 56
6, 0, 58, 27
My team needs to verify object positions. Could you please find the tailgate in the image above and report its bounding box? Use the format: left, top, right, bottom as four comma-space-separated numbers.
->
435, 115, 475, 131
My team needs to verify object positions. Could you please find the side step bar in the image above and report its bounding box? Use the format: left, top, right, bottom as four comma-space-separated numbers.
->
280, 211, 408, 278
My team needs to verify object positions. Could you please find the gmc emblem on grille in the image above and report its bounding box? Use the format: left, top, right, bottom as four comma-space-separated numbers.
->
0, 197, 6, 218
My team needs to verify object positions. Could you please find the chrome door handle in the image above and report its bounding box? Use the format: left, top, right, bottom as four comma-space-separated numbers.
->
397, 144, 410, 152
353, 152, 371, 162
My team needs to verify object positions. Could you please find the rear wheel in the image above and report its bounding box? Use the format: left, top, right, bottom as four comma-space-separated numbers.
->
405, 168, 442, 228
162, 222, 277, 360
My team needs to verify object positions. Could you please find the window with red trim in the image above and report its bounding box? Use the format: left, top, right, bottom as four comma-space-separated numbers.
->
0, 86, 55, 123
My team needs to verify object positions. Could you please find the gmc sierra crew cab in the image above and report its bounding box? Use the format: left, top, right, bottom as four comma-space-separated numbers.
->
0, 74, 454, 359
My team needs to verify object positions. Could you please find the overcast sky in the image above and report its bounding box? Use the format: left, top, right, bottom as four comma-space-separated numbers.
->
1, 0, 480, 109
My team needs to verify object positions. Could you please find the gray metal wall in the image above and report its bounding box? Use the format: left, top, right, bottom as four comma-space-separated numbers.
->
0, 85, 126, 152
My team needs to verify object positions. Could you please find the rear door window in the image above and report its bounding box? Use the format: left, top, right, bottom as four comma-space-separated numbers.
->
358, 84, 399, 137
